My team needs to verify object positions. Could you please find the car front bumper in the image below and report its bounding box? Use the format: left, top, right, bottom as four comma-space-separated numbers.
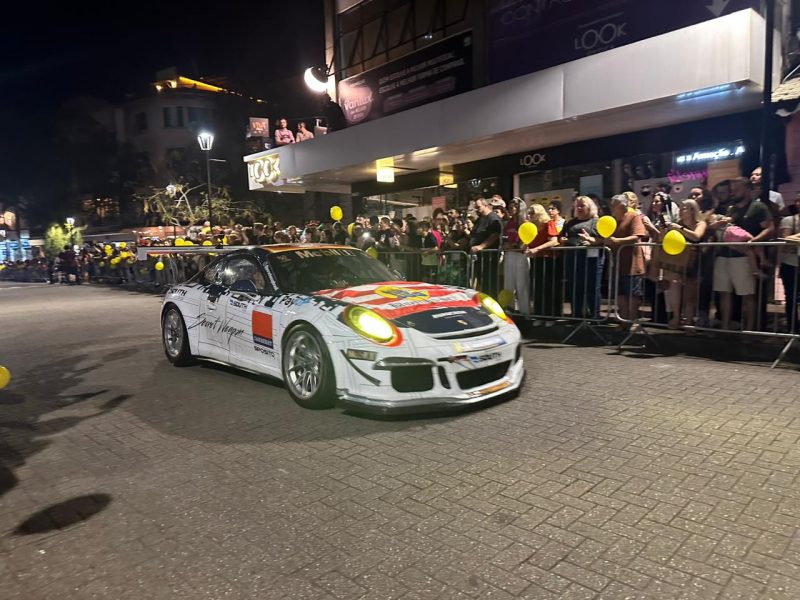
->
335, 356, 525, 415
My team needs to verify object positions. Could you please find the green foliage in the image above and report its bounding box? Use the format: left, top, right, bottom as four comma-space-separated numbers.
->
43, 224, 83, 259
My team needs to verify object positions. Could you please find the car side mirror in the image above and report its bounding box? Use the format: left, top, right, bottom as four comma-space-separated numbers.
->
231, 279, 259, 294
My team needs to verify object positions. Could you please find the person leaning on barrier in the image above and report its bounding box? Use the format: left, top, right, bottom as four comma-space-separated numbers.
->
661, 199, 707, 331
469, 197, 503, 297
526, 203, 561, 320
604, 194, 647, 326
561, 195, 604, 320
708, 177, 774, 331
502, 197, 530, 314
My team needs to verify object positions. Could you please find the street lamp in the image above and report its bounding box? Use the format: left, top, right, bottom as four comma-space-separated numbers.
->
166, 184, 178, 242
197, 131, 214, 230
303, 66, 329, 93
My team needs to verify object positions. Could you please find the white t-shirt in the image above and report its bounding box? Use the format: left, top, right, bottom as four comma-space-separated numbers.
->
780, 214, 799, 266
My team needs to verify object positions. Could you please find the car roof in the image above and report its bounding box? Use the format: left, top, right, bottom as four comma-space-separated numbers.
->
257, 244, 355, 254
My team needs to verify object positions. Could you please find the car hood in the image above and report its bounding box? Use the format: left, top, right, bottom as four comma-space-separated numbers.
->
312, 281, 494, 332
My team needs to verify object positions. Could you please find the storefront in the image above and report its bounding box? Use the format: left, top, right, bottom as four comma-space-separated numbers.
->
242, 8, 775, 221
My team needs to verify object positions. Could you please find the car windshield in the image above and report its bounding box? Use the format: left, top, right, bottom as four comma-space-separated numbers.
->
266, 247, 397, 293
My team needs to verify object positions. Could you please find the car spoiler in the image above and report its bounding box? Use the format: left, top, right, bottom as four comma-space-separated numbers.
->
135, 246, 249, 261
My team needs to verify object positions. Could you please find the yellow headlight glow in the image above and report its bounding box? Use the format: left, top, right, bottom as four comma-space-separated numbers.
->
345, 306, 398, 344
478, 293, 508, 321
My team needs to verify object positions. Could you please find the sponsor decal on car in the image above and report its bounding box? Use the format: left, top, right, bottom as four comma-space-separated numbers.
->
375, 286, 430, 301
252, 311, 274, 348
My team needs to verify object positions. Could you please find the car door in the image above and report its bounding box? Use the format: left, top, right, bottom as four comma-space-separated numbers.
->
220, 256, 282, 376
195, 258, 231, 361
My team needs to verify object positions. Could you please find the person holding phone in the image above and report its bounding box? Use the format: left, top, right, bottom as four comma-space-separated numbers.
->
779, 193, 800, 333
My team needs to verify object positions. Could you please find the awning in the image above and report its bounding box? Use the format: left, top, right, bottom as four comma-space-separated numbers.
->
244, 9, 777, 193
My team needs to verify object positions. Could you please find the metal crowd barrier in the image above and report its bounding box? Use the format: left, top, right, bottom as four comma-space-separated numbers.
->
609, 240, 799, 368
375, 249, 471, 287
473, 247, 615, 344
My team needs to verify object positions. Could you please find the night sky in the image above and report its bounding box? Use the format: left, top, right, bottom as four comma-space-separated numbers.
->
0, 0, 325, 115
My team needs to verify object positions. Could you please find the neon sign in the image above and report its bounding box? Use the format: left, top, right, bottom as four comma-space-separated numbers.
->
675, 145, 744, 165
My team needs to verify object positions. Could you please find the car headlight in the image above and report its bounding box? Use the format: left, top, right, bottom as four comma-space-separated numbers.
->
477, 292, 510, 322
343, 306, 402, 346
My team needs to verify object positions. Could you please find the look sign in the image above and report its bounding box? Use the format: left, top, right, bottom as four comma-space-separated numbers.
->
247, 154, 281, 188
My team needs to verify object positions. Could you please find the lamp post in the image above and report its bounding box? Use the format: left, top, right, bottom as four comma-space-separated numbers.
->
65, 217, 75, 248
197, 132, 214, 230
166, 184, 177, 242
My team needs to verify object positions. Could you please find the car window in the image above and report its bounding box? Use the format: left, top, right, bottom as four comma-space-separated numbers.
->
202, 260, 226, 286
268, 248, 396, 293
222, 256, 268, 290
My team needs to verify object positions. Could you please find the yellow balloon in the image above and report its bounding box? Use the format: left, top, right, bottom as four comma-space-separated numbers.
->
184, 241, 195, 246
0, 265, 5, 271
597, 215, 617, 239
347, 222, 356, 237
663, 229, 687, 256
366, 246, 379, 258
110, 257, 121, 265
518, 222, 538, 245
119, 241, 127, 249
175, 239, 185, 247
0, 366, 10, 389
104, 246, 113, 255
330, 206, 343, 222
497, 289, 515, 308
202, 226, 211, 234
155, 261, 165, 271
203, 240, 213, 246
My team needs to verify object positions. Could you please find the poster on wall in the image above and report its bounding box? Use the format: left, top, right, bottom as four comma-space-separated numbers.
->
247, 118, 270, 138
523, 188, 576, 218
337, 32, 473, 126
487, 0, 759, 84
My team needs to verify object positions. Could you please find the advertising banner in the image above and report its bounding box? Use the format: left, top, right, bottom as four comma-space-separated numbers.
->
337, 32, 473, 126
247, 118, 270, 138
487, 0, 759, 84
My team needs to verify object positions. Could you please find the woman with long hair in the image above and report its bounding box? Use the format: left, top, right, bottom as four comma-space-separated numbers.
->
663, 199, 707, 330
525, 203, 560, 320
560, 196, 603, 319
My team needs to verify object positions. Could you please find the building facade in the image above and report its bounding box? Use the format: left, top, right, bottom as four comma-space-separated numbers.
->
244, 0, 793, 219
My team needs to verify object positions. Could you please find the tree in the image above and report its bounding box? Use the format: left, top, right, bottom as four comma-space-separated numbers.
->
43, 224, 83, 260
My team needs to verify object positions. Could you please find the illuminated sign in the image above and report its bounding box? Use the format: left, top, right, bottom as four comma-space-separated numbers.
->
675, 145, 744, 165
247, 154, 281, 186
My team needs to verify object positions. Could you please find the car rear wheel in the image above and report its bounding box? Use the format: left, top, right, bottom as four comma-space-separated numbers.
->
282, 325, 335, 409
162, 306, 195, 366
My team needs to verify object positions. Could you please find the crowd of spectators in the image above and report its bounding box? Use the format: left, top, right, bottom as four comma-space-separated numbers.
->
2, 169, 799, 335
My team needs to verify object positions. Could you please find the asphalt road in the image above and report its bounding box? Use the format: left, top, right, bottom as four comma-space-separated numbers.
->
2, 282, 800, 599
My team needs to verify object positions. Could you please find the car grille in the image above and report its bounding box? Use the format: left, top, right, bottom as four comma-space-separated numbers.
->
432, 325, 499, 340
456, 361, 511, 390
391, 366, 434, 392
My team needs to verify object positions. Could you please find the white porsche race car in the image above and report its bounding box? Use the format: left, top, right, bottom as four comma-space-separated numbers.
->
155, 245, 524, 413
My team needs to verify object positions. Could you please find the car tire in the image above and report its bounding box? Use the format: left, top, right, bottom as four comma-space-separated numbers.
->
162, 306, 195, 366
282, 325, 335, 409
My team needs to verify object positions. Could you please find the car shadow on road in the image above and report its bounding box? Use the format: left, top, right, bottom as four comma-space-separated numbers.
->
126, 358, 490, 444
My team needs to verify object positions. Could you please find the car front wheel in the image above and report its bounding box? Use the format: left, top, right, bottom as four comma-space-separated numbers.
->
282, 325, 335, 409
162, 306, 195, 366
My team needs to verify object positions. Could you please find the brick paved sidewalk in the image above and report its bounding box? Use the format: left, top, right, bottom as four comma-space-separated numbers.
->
2, 295, 800, 598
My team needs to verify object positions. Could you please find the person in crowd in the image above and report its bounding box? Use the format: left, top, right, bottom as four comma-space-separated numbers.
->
274, 230, 291, 244
501, 197, 529, 314
57, 244, 79, 284
375, 217, 394, 248
750, 166, 785, 214
548, 200, 566, 233
286, 225, 301, 243
274, 118, 295, 146
295, 121, 314, 142
661, 199, 707, 330
526, 203, 561, 321
778, 193, 800, 332
469, 197, 503, 297
642, 190, 678, 324
443, 218, 469, 251
604, 194, 647, 325
319, 227, 334, 244
560, 196, 603, 319
712, 180, 733, 215
322, 93, 347, 132
417, 221, 439, 281
709, 177, 774, 331
688, 186, 715, 214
